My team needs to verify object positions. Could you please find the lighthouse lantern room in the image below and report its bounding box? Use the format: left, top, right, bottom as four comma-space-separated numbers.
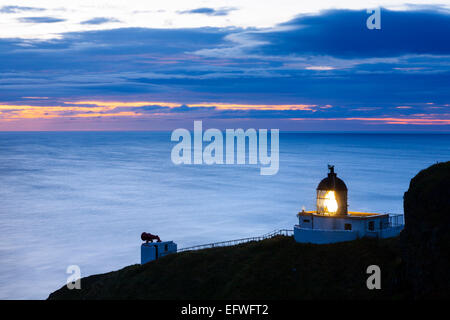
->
316, 165, 348, 216
294, 166, 404, 244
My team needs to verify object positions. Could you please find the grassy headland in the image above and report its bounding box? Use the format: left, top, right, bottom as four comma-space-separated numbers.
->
49, 235, 405, 300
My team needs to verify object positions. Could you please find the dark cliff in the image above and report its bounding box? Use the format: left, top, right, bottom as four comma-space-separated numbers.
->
400, 161, 450, 299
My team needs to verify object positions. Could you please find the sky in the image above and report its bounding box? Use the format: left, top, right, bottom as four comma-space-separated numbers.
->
0, 0, 449, 131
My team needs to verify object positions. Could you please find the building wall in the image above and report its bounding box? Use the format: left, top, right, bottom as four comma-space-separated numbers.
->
141, 241, 177, 264
158, 241, 177, 258
295, 214, 401, 244
141, 244, 156, 264
312, 216, 366, 233
294, 226, 358, 244
298, 214, 390, 236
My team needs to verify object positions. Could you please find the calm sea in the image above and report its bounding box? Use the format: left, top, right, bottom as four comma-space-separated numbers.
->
0, 132, 449, 299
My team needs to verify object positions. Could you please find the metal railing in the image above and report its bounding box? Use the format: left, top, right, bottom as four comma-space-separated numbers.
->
371, 213, 404, 231
388, 213, 404, 227
178, 229, 293, 252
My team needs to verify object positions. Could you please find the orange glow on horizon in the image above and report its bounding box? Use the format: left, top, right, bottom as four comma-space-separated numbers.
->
68, 100, 317, 111
0, 101, 448, 126
0, 104, 143, 120
0, 100, 319, 121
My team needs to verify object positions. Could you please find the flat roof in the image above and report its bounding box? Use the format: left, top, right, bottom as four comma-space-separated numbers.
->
298, 211, 388, 219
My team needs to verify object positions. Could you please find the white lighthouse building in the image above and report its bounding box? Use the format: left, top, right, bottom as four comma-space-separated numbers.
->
294, 166, 404, 244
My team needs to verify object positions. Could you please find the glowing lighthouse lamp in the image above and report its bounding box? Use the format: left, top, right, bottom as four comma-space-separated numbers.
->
294, 165, 404, 244
322, 191, 338, 214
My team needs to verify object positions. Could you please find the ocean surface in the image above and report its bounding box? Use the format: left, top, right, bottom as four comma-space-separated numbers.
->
0, 132, 449, 299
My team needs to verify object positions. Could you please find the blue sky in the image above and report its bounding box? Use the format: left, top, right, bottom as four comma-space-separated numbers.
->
0, 1, 449, 131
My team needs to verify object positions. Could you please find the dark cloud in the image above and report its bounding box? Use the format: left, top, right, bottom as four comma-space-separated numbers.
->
80, 17, 120, 25
178, 7, 235, 16
0, 8, 449, 127
0, 27, 231, 68
246, 8, 450, 58
19, 17, 65, 23
0, 6, 44, 13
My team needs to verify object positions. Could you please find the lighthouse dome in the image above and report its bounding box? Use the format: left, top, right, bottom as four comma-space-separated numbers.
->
317, 165, 347, 191
317, 175, 347, 191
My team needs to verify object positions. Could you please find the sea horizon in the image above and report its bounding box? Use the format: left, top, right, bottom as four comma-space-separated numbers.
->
1, 130, 449, 134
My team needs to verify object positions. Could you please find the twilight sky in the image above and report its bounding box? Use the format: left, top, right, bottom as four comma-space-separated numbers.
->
0, 0, 449, 131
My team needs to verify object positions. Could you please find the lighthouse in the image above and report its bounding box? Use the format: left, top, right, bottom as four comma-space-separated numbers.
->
294, 166, 404, 244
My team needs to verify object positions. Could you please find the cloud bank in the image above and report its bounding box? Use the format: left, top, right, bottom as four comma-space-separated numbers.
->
0, 7, 449, 131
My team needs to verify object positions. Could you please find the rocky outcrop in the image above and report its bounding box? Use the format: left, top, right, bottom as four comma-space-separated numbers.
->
401, 161, 450, 299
